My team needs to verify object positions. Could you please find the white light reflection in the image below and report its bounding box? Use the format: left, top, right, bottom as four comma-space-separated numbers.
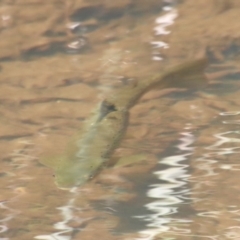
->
220, 111, 240, 125
0, 201, 20, 239
223, 120, 240, 124
151, 3, 178, 61
35, 187, 83, 240
206, 131, 240, 154
135, 127, 195, 240
66, 22, 81, 30
194, 129, 240, 184
193, 130, 240, 182
219, 164, 240, 170
197, 211, 220, 218
220, 111, 240, 116
136, 110, 240, 239
224, 226, 240, 239
154, 9, 178, 35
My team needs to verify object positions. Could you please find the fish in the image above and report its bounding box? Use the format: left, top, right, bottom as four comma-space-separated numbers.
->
40, 58, 208, 189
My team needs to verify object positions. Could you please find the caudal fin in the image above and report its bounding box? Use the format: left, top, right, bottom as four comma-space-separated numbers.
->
148, 58, 208, 89
155, 57, 209, 89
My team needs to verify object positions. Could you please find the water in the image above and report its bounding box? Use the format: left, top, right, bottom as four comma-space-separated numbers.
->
1, 0, 240, 239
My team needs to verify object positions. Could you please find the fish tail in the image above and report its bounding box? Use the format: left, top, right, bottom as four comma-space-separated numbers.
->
153, 57, 208, 89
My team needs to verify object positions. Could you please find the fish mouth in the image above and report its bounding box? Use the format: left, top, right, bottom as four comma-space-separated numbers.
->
55, 171, 93, 189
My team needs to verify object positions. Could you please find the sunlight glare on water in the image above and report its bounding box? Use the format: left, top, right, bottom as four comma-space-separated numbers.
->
134, 109, 240, 240
1, 0, 240, 239
135, 126, 195, 239
34, 188, 85, 240
151, 3, 178, 61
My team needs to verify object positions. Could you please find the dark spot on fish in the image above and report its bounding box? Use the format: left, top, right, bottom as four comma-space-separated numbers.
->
97, 100, 117, 121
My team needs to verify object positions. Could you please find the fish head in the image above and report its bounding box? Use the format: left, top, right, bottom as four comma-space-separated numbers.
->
54, 169, 89, 189
53, 162, 95, 189
40, 155, 94, 189
53, 155, 105, 189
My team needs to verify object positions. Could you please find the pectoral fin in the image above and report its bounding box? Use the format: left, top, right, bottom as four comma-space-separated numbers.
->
114, 154, 147, 168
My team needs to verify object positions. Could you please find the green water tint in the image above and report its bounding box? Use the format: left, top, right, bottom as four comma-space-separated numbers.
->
40, 58, 208, 189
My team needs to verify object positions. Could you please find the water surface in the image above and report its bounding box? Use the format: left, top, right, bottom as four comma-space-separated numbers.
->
1, 0, 240, 239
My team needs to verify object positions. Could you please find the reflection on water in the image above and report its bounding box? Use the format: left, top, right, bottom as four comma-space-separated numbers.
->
191, 114, 240, 239
221, 111, 240, 125
220, 112, 240, 116
206, 131, 240, 155
0, 201, 19, 238
1, 0, 240, 239
151, 3, 178, 61
35, 196, 75, 240
135, 126, 195, 239
132, 111, 240, 239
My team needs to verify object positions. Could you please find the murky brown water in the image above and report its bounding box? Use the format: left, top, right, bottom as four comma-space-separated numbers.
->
1, 0, 240, 239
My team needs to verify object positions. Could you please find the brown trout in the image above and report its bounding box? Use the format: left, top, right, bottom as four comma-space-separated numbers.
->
40, 58, 208, 189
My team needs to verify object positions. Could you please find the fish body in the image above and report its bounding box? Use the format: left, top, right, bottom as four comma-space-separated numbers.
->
40, 58, 208, 188
44, 108, 129, 188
